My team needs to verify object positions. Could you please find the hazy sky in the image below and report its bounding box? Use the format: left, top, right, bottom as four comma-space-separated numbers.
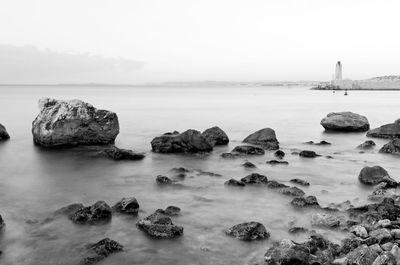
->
1, 0, 399, 83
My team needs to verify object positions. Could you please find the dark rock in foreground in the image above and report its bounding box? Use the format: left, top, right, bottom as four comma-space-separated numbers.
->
266, 160, 289, 165
0, 124, 10, 141
243, 128, 279, 150
81, 238, 123, 265
224, 179, 246, 187
112, 197, 139, 216
151, 129, 213, 153
299, 150, 320, 158
70, 201, 112, 225
202, 126, 229, 146
320, 111, 370, 132
103, 146, 145, 160
32, 98, 119, 147
240, 173, 268, 185
290, 178, 310, 186
380, 139, 400, 155
358, 166, 391, 186
274, 150, 285, 159
226, 222, 270, 241
357, 140, 376, 149
136, 210, 183, 239
242, 162, 256, 168
367, 120, 400, 139
291, 196, 319, 208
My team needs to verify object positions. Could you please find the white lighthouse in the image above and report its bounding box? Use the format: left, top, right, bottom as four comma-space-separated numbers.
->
335, 61, 342, 81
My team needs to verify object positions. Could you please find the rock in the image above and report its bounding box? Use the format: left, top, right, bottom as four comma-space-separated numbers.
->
390, 245, 400, 264
357, 140, 376, 149
163, 206, 181, 216
32, 98, 119, 147
264, 239, 310, 265
225, 222, 270, 241
136, 210, 183, 239
242, 162, 256, 168
81, 238, 123, 265
350, 225, 369, 239
151, 129, 213, 153
224, 179, 246, 187
231, 145, 265, 155
163, 131, 179, 135
358, 166, 390, 186
320, 112, 370, 132
103, 146, 145, 160
70, 201, 112, 225
156, 175, 173, 185
279, 186, 305, 197
311, 213, 341, 228
0, 124, 10, 141
367, 121, 400, 139
346, 244, 379, 265
112, 197, 139, 216
291, 196, 319, 208
372, 251, 397, 265
54, 203, 85, 217
266, 160, 288, 165
380, 242, 394, 251
391, 229, 400, 239
243, 128, 279, 150
274, 150, 285, 159
380, 139, 400, 154
240, 173, 268, 185
299, 150, 320, 158
202, 126, 229, 146
290, 178, 310, 186
288, 227, 308, 234
305, 140, 331, 145
332, 257, 347, 265
369, 229, 392, 244
0, 214, 5, 231
266, 180, 288, 189
347, 198, 400, 223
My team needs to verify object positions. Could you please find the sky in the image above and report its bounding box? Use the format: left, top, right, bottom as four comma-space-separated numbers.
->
0, 0, 399, 84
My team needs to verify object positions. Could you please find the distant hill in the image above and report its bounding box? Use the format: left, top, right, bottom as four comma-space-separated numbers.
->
366, 75, 400, 82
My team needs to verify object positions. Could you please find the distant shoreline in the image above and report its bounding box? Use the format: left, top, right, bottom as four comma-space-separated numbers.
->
311, 87, 400, 91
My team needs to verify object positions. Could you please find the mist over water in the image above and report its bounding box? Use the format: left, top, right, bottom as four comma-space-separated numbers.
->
0, 85, 399, 265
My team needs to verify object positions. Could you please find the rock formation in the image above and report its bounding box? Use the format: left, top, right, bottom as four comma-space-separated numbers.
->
243, 128, 279, 150
320, 112, 370, 132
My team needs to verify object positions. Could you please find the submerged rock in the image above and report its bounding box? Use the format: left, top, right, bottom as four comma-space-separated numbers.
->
320, 112, 370, 132
103, 146, 145, 160
151, 129, 213, 153
70, 201, 112, 225
290, 178, 310, 186
81, 238, 123, 265
240, 173, 268, 185
0, 124, 10, 141
288, 227, 308, 234
357, 140, 376, 149
242, 161, 256, 168
305, 140, 331, 145
266, 160, 289, 165
156, 175, 174, 185
279, 186, 305, 197
311, 213, 342, 228
224, 179, 246, 187
32, 98, 119, 147
350, 225, 369, 239
299, 150, 320, 158
243, 128, 279, 150
54, 203, 85, 217
226, 222, 270, 241
274, 150, 285, 159
160, 206, 181, 216
267, 180, 288, 189
201, 126, 229, 146
367, 120, 400, 139
136, 210, 183, 239
379, 139, 400, 154
291, 196, 319, 208
112, 197, 139, 216
358, 166, 391, 186
230, 145, 265, 155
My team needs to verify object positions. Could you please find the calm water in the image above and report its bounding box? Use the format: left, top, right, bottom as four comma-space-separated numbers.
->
0, 85, 399, 265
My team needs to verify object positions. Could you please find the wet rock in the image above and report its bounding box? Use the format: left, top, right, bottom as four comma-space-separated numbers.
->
299, 150, 320, 158
290, 178, 310, 186
172, 167, 190, 173
264, 239, 310, 265
0, 124, 10, 141
347, 198, 400, 223
243, 128, 279, 150
242, 162, 256, 168
390, 245, 400, 263
151, 129, 213, 153
279, 186, 305, 197
240, 173, 268, 185
163, 206, 181, 216
232, 145, 265, 155
379, 139, 400, 154
202, 126, 229, 146
224, 179, 246, 187
0, 214, 5, 231
136, 210, 183, 239
225, 222, 270, 241
81, 238, 123, 265
103, 146, 145, 160
70, 201, 112, 225
305, 140, 331, 145
266, 180, 288, 189
380, 242, 394, 251
156, 175, 173, 185
311, 213, 341, 228
341, 237, 364, 254
288, 227, 308, 234
112, 197, 139, 216
367, 121, 400, 139
291, 196, 319, 208
357, 140, 376, 149
358, 166, 391, 186
320, 112, 370, 132
274, 150, 285, 159
369, 228, 392, 244
54, 203, 85, 217
32, 98, 119, 147
346, 244, 379, 265
372, 251, 397, 265
266, 160, 288, 165
391, 229, 400, 239
350, 225, 369, 239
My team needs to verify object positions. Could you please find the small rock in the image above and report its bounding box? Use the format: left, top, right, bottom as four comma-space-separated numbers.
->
156, 175, 173, 185
290, 178, 310, 186
163, 206, 181, 216
112, 197, 139, 216
232, 145, 265, 155
278, 186, 305, 197
346, 244, 379, 265
0, 214, 5, 231
266, 160, 288, 165
103, 146, 145, 160
136, 210, 183, 239
242, 162, 256, 168
358, 166, 390, 185
381, 242, 394, 252
390, 245, 400, 264
357, 140, 376, 149
380, 139, 400, 154
369, 228, 392, 244
224, 179, 246, 187
70, 201, 112, 225
81, 238, 123, 265
225, 222, 270, 241
311, 213, 341, 228
291, 196, 319, 208
202, 126, 229, 146
377, 219, 392, 228
240, 173, 268, 185
0, 124, 10, 141
350, 225, 368, 239
266, 180, 288, 189
288, 227, 308, 234
299, 150, 320, 158
391, 229, 400, 239
274, 150, 285, 159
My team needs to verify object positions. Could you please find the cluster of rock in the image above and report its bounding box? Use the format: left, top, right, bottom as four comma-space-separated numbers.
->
0, 124, 10, 141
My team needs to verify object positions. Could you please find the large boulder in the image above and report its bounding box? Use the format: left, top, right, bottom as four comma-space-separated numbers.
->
243, 128, 279, 150
358, 166, 390, 186
0, 124, 10, 141
136, 210, 183, 239
367, 120, 400, 138
320, 112, 370, 132
202, 126, 229, 146
69, 201, 112, 225
151, 129, 213, 153
225, 222, 270, 241
32, 98, 119, 147
379, 139, 400, 154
